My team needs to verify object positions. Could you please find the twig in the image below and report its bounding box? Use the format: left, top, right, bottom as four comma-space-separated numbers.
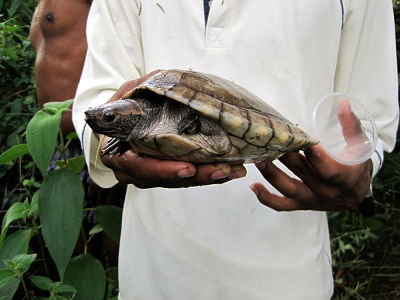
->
138, 1, 142, 16
156, 2, 165, 13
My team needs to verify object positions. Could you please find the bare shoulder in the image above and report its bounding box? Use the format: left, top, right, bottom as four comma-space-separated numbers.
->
32, 0, 92, 37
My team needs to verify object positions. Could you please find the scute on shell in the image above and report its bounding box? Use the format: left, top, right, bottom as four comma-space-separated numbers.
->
121, 69, 317, 162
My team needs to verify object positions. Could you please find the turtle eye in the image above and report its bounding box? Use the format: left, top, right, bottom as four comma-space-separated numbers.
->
103, 111, 116, 122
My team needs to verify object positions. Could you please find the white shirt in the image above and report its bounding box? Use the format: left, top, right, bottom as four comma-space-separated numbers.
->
73, 1, 398, 299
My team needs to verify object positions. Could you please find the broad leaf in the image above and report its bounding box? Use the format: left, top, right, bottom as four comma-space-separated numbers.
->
67, 156, 86, 173
0, 202, 25, 245
96, 206, 123, 243
31, 275, 53, 291
55, 156, 85, 174
66, 132, 78, 141
89, 224, 103, 236
0, 229, 32, 268
4, 254, 36, 274
0, 144, 29, 165
29, 190, 39, 219
39, 168, 84, 280
26, 110, 61, 177
64, 254, 106, 300
0, 277, 19, 300
53, 282, 76, 294
1, 202, 24, 231
0, 269, 17, 290
44, 99, 73, 112
8, 0, 24, 16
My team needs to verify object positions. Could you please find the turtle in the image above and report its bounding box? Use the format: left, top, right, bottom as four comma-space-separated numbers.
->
84, 69, 318, 164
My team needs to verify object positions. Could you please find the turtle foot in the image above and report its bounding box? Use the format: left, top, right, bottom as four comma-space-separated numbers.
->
101, 138, 131, 157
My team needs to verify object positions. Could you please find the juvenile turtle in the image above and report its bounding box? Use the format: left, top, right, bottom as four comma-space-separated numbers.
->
85, 69, 318, 163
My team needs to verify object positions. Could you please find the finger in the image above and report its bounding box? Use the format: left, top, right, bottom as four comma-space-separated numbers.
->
250, 182, 308, 211
278, 152, 338, 197
194, 163, 246, 185
108, 70, 161, 102
255, 160, 313, 202
105, 150, 197, 181
337, 99, 366, 145
304, 145, 347, 184
196, 163, 232, 182
229, 164, 247, 180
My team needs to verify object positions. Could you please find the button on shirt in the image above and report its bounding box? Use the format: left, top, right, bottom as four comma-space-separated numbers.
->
73, 1, 398, 299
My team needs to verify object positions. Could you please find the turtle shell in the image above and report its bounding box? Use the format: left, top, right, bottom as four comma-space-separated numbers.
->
121, 69, 317, 163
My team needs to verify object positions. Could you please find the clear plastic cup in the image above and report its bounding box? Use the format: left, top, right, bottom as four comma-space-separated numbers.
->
312, 93, 377, 165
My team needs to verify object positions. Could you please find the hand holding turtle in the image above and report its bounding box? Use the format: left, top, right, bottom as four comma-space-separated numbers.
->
86, 69, 317, 189
99, 71, 247, 188
100, 136, 246, 188
251, 99, 373, 211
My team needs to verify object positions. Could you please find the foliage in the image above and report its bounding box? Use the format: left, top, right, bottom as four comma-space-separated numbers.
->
0, 2, 121, 298
0, 100, 123, 299
0, 0, 38, 159
329, 3, 400, 298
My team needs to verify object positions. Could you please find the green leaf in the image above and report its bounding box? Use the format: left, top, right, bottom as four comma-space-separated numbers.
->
64, 254, 106, 300
0, 202, 25, 245
0, 269, 17, 290
0, 229, 32, 268
66, 132, 78, 141
95, 206, 123, 243
8, 0, 24, 16
44, 99, 74, 111
53, 283, 76, 294
2, 48, 18, 61
4, 254, 36, 274
1, 202, 24, 231
0, 144, 29, 165
54, 296, 69, 300
22, 199, 30, 220
26, 110, 61, 177
89, 224, 103, 236
39, 168, 84, 280
67, 156, 86, 173
55, 156, 85, 173
0, 277, 19, 300
31, 275, 53, 291
29, 190, 39, 219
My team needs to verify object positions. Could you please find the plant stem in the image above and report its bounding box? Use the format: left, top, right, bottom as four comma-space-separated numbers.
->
8, 87, 29, 99
80, 226, 88, 255
20, 274, 33, 300
58, 127, 69, 166
32, 218, 50, 277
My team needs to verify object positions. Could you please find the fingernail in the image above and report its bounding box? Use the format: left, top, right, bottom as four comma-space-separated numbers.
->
255, 162, 266, 170
210, 169, 230, 180
177, 167, 195, 178
249, 184, 259, 197
229, 168, 247, 180
309, 146, 321, 159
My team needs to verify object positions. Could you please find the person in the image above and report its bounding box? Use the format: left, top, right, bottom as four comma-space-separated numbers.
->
30, 0, 93, 135
72, 1, 399, 299
30, 0, 124, 264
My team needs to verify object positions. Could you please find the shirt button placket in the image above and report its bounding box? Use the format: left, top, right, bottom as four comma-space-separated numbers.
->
204, 0, 230, 48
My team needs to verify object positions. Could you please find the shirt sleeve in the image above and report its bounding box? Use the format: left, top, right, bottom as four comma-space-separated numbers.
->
334, 0, 399, 181
72, 0, 144, 188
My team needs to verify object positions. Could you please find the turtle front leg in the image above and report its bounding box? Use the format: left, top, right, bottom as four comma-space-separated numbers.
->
102, 138, 131, 157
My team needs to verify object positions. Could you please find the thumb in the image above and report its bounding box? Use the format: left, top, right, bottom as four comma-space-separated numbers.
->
337, 99, 367, 146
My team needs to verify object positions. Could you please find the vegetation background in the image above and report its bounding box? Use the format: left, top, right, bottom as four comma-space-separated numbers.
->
0, 0, 399, 299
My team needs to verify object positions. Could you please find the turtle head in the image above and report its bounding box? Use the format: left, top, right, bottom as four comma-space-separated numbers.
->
85, 99, 144, 140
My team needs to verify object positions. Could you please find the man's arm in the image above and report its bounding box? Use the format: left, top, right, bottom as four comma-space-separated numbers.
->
73, 1, 246, 188
251, 0, 399, 211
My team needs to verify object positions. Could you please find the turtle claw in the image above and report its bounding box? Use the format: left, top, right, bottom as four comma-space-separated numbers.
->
101, 138, 131, 157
